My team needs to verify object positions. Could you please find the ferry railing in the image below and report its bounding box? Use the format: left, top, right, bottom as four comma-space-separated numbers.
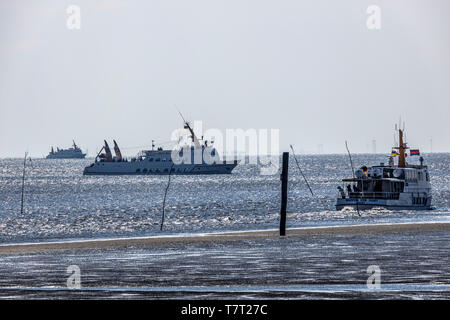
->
348, 192, 400, 200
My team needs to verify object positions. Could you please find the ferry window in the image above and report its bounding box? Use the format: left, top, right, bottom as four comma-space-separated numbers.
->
164, 168, 168, 172
426, 172, 429, 181
143, 169, 148, 173
149, 158, 153, 162
363, 181, 370, 191
136, 169, 140, 173
374, 181, 382, 192
155, 158, 160, 162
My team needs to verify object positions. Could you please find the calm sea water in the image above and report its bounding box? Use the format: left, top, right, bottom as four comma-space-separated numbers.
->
1, 153, 449, 299
0, 153, 449, 243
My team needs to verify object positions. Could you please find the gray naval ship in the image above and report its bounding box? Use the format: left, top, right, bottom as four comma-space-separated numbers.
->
336, 127, 432, 210
46, 140, 86, 159
83, 121, 238, 175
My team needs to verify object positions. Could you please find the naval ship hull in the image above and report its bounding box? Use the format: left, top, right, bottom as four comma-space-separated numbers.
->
83, 161, 238, 175
46, 153, 86, 159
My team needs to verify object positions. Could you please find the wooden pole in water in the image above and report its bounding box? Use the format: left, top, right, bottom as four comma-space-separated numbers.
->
280, 152, 289, 236
20, 152, 28, 214
160, 163, 174, 231
290, 145, 314, 196
345, 141, 360, 217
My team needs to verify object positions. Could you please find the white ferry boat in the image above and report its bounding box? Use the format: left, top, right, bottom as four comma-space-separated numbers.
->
83, 121, 238, 175
336, 127, 432, 210
46, 141, 86, 159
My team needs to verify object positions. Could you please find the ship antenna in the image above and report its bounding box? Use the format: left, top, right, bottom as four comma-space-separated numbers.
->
176, 108, 201, 147
175, 104, 187, 124
177, 109, 186, 123
345, 141, 355, 179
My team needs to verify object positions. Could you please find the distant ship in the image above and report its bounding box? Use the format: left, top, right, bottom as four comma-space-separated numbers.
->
336, 126, 432, 210
46, 140, 86, 159
83, 120, 238, 175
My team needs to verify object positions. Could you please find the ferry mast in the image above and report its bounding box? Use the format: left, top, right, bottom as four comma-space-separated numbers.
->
393, 129, 409, 168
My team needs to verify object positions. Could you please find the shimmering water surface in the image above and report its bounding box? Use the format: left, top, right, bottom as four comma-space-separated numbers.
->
0, 153, 448, 243
0, 153, 449, 299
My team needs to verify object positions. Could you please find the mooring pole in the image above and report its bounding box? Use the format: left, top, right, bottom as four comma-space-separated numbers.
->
160, 163, 174, 231
20, 152, 27, 214
280, 152, 289, 236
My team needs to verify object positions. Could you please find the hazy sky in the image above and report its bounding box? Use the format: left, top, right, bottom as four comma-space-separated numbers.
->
1, 0, 449, 157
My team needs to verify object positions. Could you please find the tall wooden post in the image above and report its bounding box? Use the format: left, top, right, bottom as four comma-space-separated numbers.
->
280, 152, 289, 236
20, 152, 27, 214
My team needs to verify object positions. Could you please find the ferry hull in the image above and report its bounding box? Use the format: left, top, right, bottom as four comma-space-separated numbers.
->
46, 154, 86, 159
83, 162, 238, 175
335, 197, 432, 211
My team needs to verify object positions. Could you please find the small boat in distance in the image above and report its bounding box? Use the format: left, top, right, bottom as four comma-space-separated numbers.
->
83, 121, 238, 175
336, 126, 432, 210
46, 140, 86, 159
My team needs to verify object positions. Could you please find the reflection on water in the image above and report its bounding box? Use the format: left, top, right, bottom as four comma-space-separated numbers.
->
0, 153, 449, 243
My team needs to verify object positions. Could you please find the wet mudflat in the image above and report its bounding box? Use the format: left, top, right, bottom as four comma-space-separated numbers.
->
0, 230, 449, 299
